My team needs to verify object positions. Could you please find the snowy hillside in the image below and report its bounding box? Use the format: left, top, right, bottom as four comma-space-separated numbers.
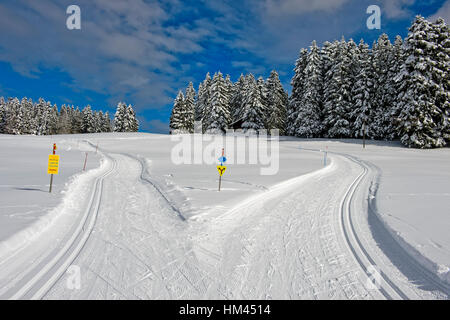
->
0, 133, 448, 300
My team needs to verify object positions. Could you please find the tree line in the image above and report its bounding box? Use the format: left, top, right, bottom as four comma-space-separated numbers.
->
170, 16, 449, 149
0, 98, 139, 135
170, 70, 288, 135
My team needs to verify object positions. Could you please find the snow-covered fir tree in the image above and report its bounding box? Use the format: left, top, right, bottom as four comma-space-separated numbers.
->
6, 98, 22, 135
265, 70, 288, 135
395, 16, 447, 148
288, 48, 308, 136
93, 111, 103, 133
81, 105, 95, 134
351, 39, 375, 139
225, 75, 234, 114
371, 34, 395, 139
0, 97, 6, 134
257, 76, 269, 127
102, 112, 112, 133
71, 106, 83, 134
47, 104, 59, 135
170, 91, 185, 133
230, 74, 246, 125
124, 105, 139, 132
195, 73, 212, 125
183, 82, 195, 133
58, 105, 71, 134
432, 18, 450, 145
204, 72, 231, 133
114, 102, 127, 133
323, 38, 357, 138
20, 98, 35, 135
241, 74, 266, 132
295, 41, 324, 138
170, 88, 193, 134
387, 35, 407, 139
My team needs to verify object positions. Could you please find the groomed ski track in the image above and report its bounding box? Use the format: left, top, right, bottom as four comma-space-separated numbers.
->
2, 142, 448, 300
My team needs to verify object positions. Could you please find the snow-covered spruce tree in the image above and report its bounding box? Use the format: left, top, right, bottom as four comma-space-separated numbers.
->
19, 98, 35, 135
33, 98, 49, 136
113, 102, 127, 132
432, 18, 450, 145
195, 83, 204, 122
195, 73, 212, 125
204, 72, 231, 133
47, 104, 59, 135
387, 35, 407, 139
225, 74, 234, 111
170, 86, 193, 134
321, 41, 340, 136
288, 48, 308, 136
170, 91, 185, 134
70, 106, 83, 134
125, 105, 139, 132
230, 74, 246, 124
102, 112, 112, 132
395, 16, 446, 148
6, 98, 22, 135
265, 70, 288, 135
81, 105, 95, 134
93, 111, 102, 133
183, 82, 195, 133
295, 41, 324, 138
257, 76, 269, 127
241, 74, 266, 133
323, 38, 357, 138
351, 39, 375, 139
0, 97, 6, 133
371, 34, 395, 139
58, 104, 71, 134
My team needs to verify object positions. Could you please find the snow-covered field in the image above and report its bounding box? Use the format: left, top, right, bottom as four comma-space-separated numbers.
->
0, 135, 101, 251
0, 133, 448, 300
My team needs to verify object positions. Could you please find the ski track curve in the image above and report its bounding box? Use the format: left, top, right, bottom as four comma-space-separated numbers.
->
4, 143, 448, 300
0, 143, 117, 300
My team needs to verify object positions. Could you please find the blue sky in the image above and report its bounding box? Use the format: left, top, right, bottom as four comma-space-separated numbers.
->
0, 0, 449, 133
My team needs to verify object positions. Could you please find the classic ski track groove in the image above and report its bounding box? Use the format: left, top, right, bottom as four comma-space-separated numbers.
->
302, 147, 449, 299
338, 155, 407, 300
6, 143, 117, 300
5, 142, 449, 299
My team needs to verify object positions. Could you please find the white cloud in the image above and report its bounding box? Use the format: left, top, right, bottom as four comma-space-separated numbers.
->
429, 0, 450, 23
380, 0, 415, 19
0, 0, 213, 111
264, 0, 350, 16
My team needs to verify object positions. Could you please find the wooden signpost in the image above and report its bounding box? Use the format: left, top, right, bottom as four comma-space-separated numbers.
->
48, 143, 59, 193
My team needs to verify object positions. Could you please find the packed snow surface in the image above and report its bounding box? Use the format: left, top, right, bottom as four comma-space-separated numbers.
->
0, 133, 448, 299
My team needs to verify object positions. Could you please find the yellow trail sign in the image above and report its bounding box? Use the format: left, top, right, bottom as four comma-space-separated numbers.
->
217, 165, 227, 176
48, 155, 60, 175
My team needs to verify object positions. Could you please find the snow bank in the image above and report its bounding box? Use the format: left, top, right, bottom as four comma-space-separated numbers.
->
369, 177, 450, 286
0, 157, 109, 262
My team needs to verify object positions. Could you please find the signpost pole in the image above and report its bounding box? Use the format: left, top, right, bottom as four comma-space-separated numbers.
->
218, 148, 224, 192
49, 143, 56, 193
363, 121, 366, 149
49, 174, 54, 193
83, 152, 88, 171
